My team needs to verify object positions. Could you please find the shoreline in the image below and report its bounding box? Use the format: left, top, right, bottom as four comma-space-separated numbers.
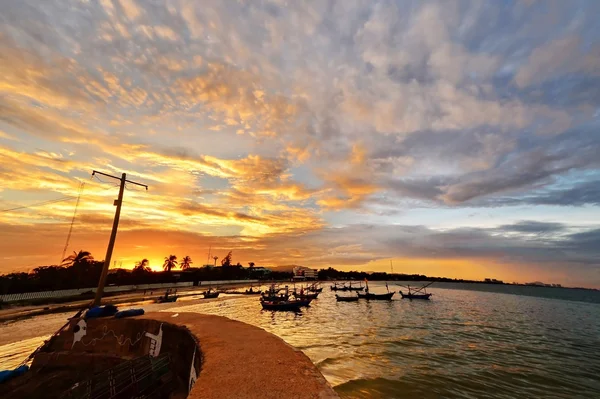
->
0, 282, 263, 323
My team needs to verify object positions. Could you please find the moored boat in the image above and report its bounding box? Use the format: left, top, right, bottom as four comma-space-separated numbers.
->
157, 295, 178, 303
293, 288, 319, 300
260, 300, 302, 311
399, 292, 432, 300
330, 283, 349, 291
243, 286, 262, 295
202, 288, 220, 299
347, 282, 365, 291
357, 281, 394, 300
357, 292, 394, 300
398, 282, 433, 300
261, 284, 290, 301
308, 285, 323, 293
156, 289, 177, 303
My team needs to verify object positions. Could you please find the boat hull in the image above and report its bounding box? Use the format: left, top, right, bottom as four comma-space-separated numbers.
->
335, 295, 359, 302
261, 294, 290, 302
358, 292, 394, 300
399, 292, 432, 300
203, 292, 220, 299
156, 296, 178, 303
295, 292, 319, 300
260, 301, 301, 311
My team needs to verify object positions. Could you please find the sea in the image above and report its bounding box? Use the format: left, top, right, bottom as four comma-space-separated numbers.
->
1, 282, 599, 398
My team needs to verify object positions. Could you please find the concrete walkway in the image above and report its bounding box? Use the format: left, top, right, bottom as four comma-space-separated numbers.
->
142, 312, 339, 399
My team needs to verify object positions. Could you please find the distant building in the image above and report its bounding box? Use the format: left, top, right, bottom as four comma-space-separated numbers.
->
293, 266, 317, 280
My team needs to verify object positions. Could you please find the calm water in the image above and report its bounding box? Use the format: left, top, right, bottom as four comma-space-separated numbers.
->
1, 283, 600, 398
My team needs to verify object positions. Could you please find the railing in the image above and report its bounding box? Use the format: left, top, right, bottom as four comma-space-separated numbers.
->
0, 279, 259, 303
62, 353, 173, 399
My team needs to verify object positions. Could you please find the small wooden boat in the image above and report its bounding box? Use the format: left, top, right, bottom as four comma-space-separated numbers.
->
330, 283, 349, 291
398, 282, 433, 300
399, 292, 432, 300
357, 281, 394, 300
202, 289, 220, 299
156, 289, 177, 303
335, 295, 359, 302
262, 293, 289, 301
347, 282, 365, 291
156, 295, 178, 303
260, 300, 302, 311
308, 286, 323, 293
293, 290, 319, 300
358, 292, 394, 300
243, 286, 262, 295
295, 298, 313, 307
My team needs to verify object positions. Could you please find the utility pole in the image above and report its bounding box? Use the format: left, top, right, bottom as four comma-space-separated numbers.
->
92, 170, 148, 307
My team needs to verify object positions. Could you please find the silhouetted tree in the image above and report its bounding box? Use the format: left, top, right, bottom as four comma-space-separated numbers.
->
62, 250, 93, 267
248, 262, 255, 269
181, 256, 193, 270
163, 255, 178, 272
221, 251, 232, 267
133, 258, 151, 274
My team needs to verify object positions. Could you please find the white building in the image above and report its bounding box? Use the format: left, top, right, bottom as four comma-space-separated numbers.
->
293, 266, 317, 280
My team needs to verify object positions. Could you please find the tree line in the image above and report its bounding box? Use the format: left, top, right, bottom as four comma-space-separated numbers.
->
317, 267, 478, 283
0, 250, 290, 295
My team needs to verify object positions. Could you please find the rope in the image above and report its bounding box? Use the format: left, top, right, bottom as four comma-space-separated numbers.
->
60, 181, 85, 263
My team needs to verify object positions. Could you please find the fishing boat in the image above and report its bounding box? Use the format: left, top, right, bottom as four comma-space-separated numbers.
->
398, 282, 433, 300
156, 295, 178, 303
243, 285, 262, 295
358, 292, 394, 300
260, 300, 302, 311
156, 289, 178, 303
330, 283, 349, 291
261, 284, 290, 301
202, 288, 220, 299
335, 294, 359, 302
294, 291, 318, 300
307, 283, 323, 293
347, 282, 365, 291
357, 281, 394, 300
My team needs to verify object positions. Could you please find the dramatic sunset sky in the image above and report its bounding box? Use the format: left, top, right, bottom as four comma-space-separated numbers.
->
1, 0, 599, 287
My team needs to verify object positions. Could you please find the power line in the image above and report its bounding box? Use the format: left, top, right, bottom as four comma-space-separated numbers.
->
0, 196, 76, 213
60, 182, 85, 263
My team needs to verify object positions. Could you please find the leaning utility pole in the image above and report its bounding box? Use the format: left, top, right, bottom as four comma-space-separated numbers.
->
92, 170, 148, 307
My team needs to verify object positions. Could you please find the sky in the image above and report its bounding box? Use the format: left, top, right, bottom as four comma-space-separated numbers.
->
1, 0, 599, 287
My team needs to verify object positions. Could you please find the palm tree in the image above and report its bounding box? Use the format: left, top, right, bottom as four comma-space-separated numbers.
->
213, 256, 218, 267
163, 255, 178, 272
133, 258, 151, 273
61, 250, 93, 267
181, 256, 193, 270
248, 262, 255, 269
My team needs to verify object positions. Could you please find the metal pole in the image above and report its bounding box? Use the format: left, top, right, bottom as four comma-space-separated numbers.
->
93, 173, 126, 306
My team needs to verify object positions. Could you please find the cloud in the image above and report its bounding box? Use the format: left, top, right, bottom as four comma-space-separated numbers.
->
0, 0, 599, 285
515, 35, 600, 88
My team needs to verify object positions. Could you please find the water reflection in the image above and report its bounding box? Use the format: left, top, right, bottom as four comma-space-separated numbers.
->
1, 283, 599, 398
165, 283, 600, 398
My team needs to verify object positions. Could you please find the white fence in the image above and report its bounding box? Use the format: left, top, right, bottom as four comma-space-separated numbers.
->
0, 279, 259, 303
